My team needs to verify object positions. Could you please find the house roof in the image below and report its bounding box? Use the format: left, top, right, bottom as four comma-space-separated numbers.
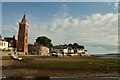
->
4, 38, 14, 42
4, 36, 16, 42
52, 46, 68, 49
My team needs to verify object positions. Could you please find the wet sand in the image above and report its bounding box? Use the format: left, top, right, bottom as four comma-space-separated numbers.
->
2, 53, 119, 78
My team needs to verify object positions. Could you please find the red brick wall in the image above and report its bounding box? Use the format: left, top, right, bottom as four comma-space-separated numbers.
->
17, 22, 28, 54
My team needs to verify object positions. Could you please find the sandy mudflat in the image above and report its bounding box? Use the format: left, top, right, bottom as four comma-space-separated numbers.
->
1, 53, 119, 78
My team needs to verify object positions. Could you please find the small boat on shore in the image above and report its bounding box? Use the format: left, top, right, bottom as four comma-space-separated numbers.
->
11, 53, 22, 61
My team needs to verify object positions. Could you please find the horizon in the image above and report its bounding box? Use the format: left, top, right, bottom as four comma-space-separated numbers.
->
2, 2, 118, 54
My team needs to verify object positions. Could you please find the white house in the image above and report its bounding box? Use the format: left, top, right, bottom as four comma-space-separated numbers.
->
61, 48, 68, 53
51, 45, 90, 57
77, 49, 90, 56
0, 37, 8, 50
51, 47, 68, 54
0, 35, 17, 51
77, 49, 84, 53
68, 47, 74, 53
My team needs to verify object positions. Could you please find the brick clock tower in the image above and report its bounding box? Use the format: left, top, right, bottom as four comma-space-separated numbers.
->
17, 14, 29, 54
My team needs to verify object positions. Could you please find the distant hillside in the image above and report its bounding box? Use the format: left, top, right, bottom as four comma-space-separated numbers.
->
105, 53, 120, 55
91, 53, 120, 59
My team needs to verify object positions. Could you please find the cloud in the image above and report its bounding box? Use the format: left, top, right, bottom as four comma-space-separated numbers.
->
29, 12, 118, 51
114, 2, 118, 10
107, 2, 118, 11
2, 24, 18, 37
115, 2, 118, 8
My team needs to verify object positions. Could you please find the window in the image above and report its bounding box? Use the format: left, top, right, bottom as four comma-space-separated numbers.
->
26, 33, 28, 36
20, 39, 21, 42
4, 43, 5, 46
26, 39, 27, 43
9, 44, 11, 46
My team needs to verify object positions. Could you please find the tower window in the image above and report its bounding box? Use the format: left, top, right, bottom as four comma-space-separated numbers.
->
26, 33, 28, 36
20, 39, 21, 42
26, 39, 27, 43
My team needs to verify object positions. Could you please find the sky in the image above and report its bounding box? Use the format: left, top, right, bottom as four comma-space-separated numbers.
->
2, 2, 118, 54
0, 2, 1, 35
1, 0, 119, 2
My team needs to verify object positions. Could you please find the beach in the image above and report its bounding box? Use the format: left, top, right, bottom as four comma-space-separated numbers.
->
1, 52, 119, 78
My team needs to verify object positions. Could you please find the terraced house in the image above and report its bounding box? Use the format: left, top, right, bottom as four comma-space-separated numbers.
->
0, 35, 16, 51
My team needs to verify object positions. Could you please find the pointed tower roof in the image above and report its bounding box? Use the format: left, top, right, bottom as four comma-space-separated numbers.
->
21, 14, 26, 23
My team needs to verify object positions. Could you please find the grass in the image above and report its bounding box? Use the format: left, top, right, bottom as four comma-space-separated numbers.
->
3, 56, 119, 69
2, 55, 119, 77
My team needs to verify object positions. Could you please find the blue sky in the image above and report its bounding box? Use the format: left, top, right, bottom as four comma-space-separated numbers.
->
2, 2, 117, 24
2, 2, 118, 54
0, 2, 2, 35
2, 0, 119, 2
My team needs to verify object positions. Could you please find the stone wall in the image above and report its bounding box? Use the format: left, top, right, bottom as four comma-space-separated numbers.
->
28, 45, 49, 55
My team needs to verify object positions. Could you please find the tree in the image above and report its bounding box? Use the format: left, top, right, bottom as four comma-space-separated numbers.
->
78, 45, 84, 49
68, 44, 73, 47
68, 44, 74, 49
36, 36, 53, 48
63, 44, 68, 48
73, 43, 79, 49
